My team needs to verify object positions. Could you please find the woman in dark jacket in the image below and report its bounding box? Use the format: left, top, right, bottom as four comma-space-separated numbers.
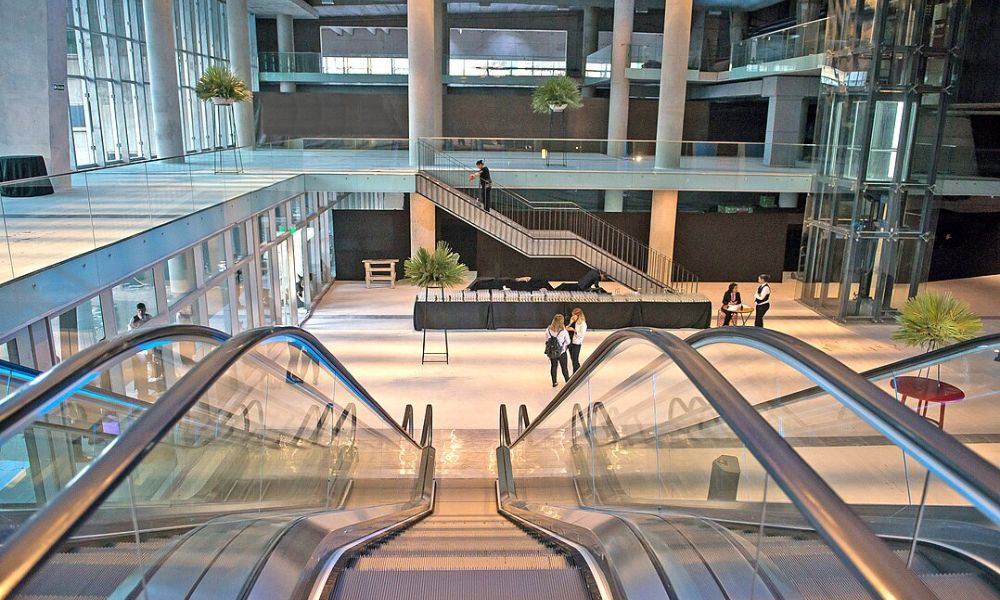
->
721, 283, 742, 326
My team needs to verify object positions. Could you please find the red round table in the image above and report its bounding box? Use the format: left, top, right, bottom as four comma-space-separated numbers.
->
890, 376, 965, 429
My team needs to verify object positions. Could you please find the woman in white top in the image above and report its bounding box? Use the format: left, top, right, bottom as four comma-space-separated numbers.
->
566, 307, 588, 373
545, 314, 572, 387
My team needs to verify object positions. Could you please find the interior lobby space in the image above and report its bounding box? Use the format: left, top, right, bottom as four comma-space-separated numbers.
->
0, 0, 999, 598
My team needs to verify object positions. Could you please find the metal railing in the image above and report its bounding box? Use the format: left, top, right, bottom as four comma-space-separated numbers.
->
731, 17, 828, 69
418, 142, 699, 294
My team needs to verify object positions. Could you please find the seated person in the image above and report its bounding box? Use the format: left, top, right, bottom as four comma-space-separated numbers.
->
720, 282, 742, 326
554, 269, 608, 293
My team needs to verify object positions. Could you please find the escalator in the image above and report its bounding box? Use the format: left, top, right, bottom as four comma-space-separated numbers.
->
0, 325, 997, 600
327, 479, 594, 600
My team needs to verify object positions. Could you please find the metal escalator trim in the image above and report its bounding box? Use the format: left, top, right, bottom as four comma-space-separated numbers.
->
305, 480, 437, 600
495, 484, 615, 600
0, 326, 419, 600
0, 324, 229, 448
686, 327, 1000, 525
507, 327, 939, 600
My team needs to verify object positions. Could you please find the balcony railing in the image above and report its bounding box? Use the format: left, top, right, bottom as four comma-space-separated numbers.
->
731, 17, 828, 70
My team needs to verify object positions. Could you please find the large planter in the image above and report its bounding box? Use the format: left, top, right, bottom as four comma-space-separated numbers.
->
211, 97, 236, 106
548, 103, 568, 113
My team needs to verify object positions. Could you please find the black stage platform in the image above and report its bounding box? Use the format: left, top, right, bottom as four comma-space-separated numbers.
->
413, 291, 711, 330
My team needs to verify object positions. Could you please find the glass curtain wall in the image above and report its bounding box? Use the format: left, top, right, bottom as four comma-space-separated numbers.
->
797, 0, 971, 321
0, 192, 338, 372
66, 0, 230, 169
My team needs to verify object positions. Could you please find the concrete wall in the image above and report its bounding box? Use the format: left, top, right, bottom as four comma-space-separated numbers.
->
259, 91, 710, 141
0, 0, 70, 174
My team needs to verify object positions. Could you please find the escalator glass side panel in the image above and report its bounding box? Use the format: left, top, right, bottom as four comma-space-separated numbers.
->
0, 339, 218, 521
12, 337, 424, 600
697, 342, 1000, 595
510, 337, 876, 599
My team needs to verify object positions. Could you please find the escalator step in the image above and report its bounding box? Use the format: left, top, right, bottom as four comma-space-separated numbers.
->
353, 555, 572, 571
375, 539, 549, 552
363, 549, 561, 558
923, 574, 1000, 600
333, 569, 590, 600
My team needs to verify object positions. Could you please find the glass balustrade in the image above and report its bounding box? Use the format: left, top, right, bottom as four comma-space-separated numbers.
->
731, 18, 828, 71
5, 332, 424, 600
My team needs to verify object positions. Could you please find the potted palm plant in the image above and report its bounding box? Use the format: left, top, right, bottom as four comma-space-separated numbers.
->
404, 242, 469, 300
892, 291, 982, 354
531, 76, 584, 114
195, 65, 253, 105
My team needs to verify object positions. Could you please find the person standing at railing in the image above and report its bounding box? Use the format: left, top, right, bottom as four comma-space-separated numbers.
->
544, 314, 571, 388
468, 159, 492, 212
566, 308, 587, 373
754, 274, 771, 327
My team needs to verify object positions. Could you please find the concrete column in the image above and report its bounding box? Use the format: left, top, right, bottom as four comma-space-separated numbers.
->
581, 7, 598, 98
763, 76, 815, 167
649, 190, 678, 264
143, 0, 185, 159
729, 10, 747, 66
604, 190, 624, 212
276, 14, 296, 94
0, 0, 70, 173
433, 0, 446, 135
226, 0, 255, 147
654, 0, 693, 169
410, 193, 437, 257
796, 0, 823, 24
407, 0, 443, 165
688, 9, 705, 70
606, 0, 634, 157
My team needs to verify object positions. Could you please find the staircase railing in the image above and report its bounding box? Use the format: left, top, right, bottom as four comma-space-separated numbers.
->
417, 141, 699, 294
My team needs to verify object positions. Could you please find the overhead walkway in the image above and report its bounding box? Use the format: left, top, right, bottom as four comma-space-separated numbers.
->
0, 326, 997, 599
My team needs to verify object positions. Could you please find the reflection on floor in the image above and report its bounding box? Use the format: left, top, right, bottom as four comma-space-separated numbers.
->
304, 275, 1000, 485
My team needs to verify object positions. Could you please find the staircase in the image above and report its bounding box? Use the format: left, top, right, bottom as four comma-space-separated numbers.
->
327, 479, 593, 600
416, 147, 699, 294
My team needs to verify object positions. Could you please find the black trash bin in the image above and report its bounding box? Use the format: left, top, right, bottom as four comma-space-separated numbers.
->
708, 454, 740, 501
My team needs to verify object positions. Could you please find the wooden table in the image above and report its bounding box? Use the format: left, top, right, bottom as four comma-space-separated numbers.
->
717, 305, 754, 326
890, 375, 965, 429
363, 259, 398, 288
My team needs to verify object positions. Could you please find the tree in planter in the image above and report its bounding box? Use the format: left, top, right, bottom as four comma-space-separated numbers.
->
404, 241, 469, 299
531, 76, 584, 114
195, 65, 253, 105
892, 291, 982, 381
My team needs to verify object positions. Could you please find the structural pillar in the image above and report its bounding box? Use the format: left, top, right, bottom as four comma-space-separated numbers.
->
688, 9, 705, 70
142, 0, 185, 159
796, 0, 823, 24
276, 14, 296, 94
649, 190, 678, 266
654, 0, 693, 169
729, 10, 747, 66
226, 0, 255, 147
433, 0, 446, 136
762, 76, 815, 167
407, 0, 443, 165
410, 193, 437, 257
604, 190, 624, 212
581, 6, 598, 97
606, 0, 634, 157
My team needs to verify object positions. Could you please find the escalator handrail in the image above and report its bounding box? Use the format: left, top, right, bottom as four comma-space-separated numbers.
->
0, 325, 229, 448
0, 326, 420, 600
508, 327, 938, 600
686, 327, 1000, 523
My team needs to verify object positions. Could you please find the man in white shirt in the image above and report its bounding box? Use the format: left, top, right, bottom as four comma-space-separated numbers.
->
754, 274, 771, 327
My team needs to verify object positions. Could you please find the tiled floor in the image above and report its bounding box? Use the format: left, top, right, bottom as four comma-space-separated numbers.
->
303, 275, 1000, 486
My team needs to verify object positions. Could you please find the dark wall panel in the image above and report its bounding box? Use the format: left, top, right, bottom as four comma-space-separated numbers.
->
258, 92, 711, 141
928, 210, 1000, 281
332, 210, 410, 280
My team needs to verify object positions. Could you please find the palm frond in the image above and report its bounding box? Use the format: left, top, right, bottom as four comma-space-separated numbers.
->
195, 65, 253, 102
404, 242, 469, 289
531, 77, 584, 114
891, 292, 982, 351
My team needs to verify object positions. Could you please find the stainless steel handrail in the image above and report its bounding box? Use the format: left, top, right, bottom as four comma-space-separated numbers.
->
685, 327, 1000, 524
509, 327, 938, 600
0, 326, 421, 600
0, 324, 229, 448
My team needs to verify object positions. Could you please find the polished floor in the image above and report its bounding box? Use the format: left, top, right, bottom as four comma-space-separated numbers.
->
303, 275, 1000, 487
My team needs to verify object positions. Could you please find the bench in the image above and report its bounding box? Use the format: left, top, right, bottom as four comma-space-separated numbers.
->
363, 259, 399, 288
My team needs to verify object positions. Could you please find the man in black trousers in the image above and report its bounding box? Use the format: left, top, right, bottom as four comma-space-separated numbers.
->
469, 159, 492, 212
754, 274, 771, 327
